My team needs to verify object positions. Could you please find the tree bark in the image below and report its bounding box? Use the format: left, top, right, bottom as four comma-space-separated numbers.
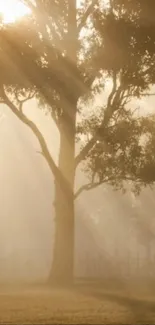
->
49, 0, 77, 286
49, 112, 76, 285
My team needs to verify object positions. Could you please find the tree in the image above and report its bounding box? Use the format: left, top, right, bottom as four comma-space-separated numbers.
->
0, 0, 155, 284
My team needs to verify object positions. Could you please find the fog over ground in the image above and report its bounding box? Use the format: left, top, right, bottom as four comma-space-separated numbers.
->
0, 96, 155, 283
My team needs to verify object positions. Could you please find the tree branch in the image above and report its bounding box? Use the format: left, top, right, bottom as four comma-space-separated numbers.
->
77, 0, 98, 34
2, 89, 57, 172
15, 89, 36, 112
75, 73, 119, 167
15, 88, 60, 131
107, 71, 117, 107
74, 174, 142, 199
141, 93, 155, 97
15, 90, 36, 103
74, 181, 102, 199
75, 136, 97, 167
1, 87, 70, 194
51, 110, 60, 130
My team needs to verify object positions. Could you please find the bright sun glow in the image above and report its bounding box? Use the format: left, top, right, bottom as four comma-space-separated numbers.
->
0, 0, 30, 24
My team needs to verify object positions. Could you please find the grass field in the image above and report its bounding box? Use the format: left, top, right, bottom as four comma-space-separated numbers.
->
0, 279, 155, 324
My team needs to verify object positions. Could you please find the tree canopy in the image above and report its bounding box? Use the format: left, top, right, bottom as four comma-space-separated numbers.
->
0, 0, 155, 194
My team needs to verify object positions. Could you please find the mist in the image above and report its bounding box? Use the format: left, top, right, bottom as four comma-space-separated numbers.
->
0, 99, 155, 284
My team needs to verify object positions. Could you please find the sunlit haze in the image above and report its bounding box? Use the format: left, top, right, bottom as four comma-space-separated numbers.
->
0, 0, 155, 324
0, 0, 30, 23
0, 0, 109, 24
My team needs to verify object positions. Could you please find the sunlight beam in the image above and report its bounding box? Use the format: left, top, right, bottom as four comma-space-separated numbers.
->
0, 0, 30, 24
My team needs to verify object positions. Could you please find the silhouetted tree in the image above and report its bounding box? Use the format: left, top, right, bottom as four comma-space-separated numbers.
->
0, 0, 155, 284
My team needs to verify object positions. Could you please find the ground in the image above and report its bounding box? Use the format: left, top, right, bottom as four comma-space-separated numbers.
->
0, 279, 155, 324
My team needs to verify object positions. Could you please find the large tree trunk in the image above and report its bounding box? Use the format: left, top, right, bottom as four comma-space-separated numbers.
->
49, 112, 76, 285
49, 0, 78, 285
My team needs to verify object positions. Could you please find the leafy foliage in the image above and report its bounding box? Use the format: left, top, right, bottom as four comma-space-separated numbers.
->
80, 112, 155, 192
0, 0, 155, 195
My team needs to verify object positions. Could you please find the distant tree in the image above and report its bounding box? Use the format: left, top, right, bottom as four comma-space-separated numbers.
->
0, 0, 155, 284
